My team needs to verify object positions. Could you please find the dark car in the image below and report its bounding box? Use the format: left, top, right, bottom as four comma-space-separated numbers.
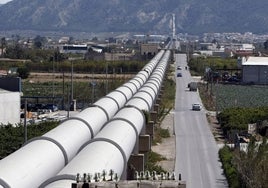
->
20, 103, 35, 111
228, 76, 240, 82
45, 104, 58, 112
177, 72, 182, 77
192, 103, 201, 111
30, 103, 47, 112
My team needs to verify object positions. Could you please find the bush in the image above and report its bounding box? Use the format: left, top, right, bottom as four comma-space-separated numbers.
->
219, 146, 241, 188
145, 151, 167, 173
0, 121, 58, 159
17, 66, 30, 79
217, 107, 268, 134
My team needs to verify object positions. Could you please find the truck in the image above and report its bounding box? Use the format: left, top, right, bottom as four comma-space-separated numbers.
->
188, 82, 197, 91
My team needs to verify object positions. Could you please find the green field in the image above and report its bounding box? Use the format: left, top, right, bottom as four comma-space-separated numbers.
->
213, 84, 268, 111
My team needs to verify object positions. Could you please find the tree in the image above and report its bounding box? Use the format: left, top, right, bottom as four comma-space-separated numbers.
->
0, 37, 6, 57
233, 139, 268, 188
6, 43, 25, 59
33, 35, 47, 49
17, 67, 30, 79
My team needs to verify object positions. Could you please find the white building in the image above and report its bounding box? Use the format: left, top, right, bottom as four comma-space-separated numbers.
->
0, 89, 20, 125
60, 44, 88, 54
242, 56, 268, 84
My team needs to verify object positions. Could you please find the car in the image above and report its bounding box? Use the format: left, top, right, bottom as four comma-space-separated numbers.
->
177, 72, 182, 77
192, 103, 201, 111
177, 66, 182, 70
227, 76, 240, 82
188, 82, 197, 91
45, 104, 59, 112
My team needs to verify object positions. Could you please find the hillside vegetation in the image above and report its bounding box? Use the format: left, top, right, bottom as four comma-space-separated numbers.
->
1, 0, 268, 34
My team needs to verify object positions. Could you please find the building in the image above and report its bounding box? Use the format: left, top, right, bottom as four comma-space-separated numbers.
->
104, 52, 135, 61
234, 44, 255, 57
242, 56, 268, 84
60, 44, 88, 54
0, 89, 20, 125
140, 43, 159, 59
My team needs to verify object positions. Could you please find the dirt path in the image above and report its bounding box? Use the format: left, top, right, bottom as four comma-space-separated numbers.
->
206, 111, 225, 144
28, 72, 134, 83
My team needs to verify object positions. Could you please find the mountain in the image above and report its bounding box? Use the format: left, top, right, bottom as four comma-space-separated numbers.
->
1, 0, 268, 35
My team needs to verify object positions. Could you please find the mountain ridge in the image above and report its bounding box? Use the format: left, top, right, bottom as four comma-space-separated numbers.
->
1, 0, 268, 34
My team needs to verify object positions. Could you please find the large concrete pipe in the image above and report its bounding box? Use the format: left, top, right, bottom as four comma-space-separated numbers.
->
0, 140, 65, 188
142, 50, 165, 75
40, 50, 170, 188
41, 49, 171, 188
40, 106, 145, 188
0, 49, 168, 188
0, 105, 109, 188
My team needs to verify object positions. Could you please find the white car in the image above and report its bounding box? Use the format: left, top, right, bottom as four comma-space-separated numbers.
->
192, 103, 201, 111
177, 66, 182, 70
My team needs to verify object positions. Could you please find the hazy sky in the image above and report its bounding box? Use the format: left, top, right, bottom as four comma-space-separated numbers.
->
0, 0, 12, 4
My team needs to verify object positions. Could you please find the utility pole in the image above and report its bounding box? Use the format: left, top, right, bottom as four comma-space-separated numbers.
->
24, 100, 27, 143
91, 81, 96, 104
106, 61, 108, 94
67, 84, 70, 118
52, 55, 55, 104
62, 71, 65, 110
71, 60, 74, 101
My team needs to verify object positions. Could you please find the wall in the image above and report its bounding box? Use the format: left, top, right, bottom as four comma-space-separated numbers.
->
243, 65, 268, 84
0, 89, 20, 125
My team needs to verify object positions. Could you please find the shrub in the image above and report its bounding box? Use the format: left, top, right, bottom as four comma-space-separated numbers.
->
219, 146, 241, 188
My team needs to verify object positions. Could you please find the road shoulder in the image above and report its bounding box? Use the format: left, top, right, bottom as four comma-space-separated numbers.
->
151, 111, 176, 172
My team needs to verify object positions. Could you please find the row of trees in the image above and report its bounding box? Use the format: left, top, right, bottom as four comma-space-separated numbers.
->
0, 35, 147, 79
216, 104, 268, 187
217, 107, 268, 136
188, 56, 238, 76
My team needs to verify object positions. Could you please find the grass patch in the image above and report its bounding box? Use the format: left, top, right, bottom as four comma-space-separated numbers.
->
145, 151, 167, 173
153, 126, 170, 145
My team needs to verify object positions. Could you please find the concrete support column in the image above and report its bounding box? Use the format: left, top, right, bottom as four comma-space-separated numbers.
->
128, 154, 144, 179
150, 111, 158, 123
146, 121, 154, 136
139, 135, 151, 153
155, 98, 161, 106
153, 104, 159, 114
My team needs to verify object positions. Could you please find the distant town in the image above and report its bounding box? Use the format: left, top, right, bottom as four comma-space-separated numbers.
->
0, 30, 267, 188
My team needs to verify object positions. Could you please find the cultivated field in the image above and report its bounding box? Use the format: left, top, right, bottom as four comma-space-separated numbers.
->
214, 84, 268, 111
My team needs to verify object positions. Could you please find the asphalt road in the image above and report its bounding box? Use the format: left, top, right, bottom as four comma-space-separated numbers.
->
174, 54, 228, 188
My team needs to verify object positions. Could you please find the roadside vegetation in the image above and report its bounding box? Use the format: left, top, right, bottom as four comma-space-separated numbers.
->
219, 146, 241, 188
0, 121, 58, 159
219, 140, 268, 188
145, 151, 167, 173
188, 56, 237, 76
